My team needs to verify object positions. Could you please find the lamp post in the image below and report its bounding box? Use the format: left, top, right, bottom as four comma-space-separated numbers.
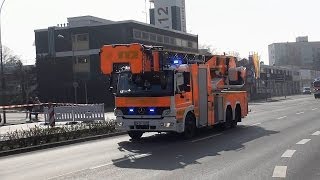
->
0, 0, 7, 124
57, 34, 89, 104
57, 34, 78, 103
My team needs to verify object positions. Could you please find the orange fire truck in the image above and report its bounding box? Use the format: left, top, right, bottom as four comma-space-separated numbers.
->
100, 43, 248, 140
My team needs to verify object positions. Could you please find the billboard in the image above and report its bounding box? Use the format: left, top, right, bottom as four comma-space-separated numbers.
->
152, 0, 186, 32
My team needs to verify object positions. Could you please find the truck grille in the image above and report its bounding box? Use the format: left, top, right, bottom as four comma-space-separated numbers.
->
118, 107, 169, 115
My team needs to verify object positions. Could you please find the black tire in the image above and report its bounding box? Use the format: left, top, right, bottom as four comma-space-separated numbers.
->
222, 109, 233, 129
128, 131, 144, 140
184, 114, 196, 139
232, 108, 241, 128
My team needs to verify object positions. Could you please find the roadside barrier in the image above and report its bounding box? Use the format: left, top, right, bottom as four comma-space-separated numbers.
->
0, 103, 106, 126
48, 103, 55, 127
44, 104, 105, 124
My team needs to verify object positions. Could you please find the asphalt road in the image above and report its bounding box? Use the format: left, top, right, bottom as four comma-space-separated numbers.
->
0, 94, 320, 180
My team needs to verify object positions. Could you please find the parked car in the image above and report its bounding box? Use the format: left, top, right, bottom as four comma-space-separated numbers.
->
302, 87, 311, 94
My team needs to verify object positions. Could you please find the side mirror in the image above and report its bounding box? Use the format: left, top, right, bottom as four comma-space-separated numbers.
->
185, 85, 191, 92
180, 90, 186, 98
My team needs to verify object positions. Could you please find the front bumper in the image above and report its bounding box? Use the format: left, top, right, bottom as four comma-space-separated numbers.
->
115, 116, 184, 133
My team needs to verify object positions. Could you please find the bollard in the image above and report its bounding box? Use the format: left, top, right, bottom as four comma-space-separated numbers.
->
48, 103, 55, 127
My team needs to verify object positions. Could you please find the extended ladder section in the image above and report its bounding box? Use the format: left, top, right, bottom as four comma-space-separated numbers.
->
100, 43, 246, 91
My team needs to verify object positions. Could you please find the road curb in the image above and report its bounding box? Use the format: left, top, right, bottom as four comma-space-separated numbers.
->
0, 131, 127, 157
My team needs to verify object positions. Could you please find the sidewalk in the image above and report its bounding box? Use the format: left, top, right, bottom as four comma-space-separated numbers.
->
0, 112, 116, 136
249, 94, 307, 104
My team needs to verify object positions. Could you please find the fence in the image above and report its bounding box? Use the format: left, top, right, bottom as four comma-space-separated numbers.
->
44, 104, 105, 124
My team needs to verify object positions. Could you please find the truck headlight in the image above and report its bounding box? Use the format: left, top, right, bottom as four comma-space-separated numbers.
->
117, 122, 124, 127
160, 122, 174, 127
162, 109, 171, 116
114, 109, 123, 116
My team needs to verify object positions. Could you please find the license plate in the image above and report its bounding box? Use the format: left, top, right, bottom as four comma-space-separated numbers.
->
134, 121, 149, 126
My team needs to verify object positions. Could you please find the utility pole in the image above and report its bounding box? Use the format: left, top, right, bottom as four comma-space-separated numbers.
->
0, 0, 7, 124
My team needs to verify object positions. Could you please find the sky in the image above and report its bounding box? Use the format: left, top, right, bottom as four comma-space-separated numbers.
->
1, 0, 320, 65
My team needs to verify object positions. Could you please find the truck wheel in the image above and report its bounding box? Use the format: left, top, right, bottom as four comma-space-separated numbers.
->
222, 109, 233, 129
184, 114, 196, 139
232, 107, 241, 128
128, 131, 143, 141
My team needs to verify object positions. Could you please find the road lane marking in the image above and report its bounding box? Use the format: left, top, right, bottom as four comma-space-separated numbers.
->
251, 123, 261, 126
296, 112, 304, 115
89, 153, 151, 170
277, 116, 287, 120
296, 139, 311, 145
312, 108, 318, 111
312, 131, 320, 136
191, 133, 223, 143
281, 150, 296, 158
272, 166, 287, 178
50, 153, 152, 179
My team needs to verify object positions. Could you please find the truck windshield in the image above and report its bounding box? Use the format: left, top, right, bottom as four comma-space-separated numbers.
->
116, 71, 174, 97
313, 81, 320, 88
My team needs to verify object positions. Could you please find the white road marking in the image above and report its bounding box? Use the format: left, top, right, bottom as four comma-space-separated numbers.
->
49, 153, 151, 179
277, 116, 287, 120
89, 153, 151, 170
312, 131, 320, 136
296, 112, 304, 115
312, 108, 318, 111
251, 122, 261, 126
191, 133, 223, 143
272, 166, 287, 178
281, 150, 296, 158
296, 139, 311, 145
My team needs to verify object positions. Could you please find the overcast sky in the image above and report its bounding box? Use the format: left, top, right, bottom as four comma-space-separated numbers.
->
1, 0, 319, 65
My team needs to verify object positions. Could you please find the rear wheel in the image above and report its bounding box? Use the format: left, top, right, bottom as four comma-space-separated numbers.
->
222, 109, 233, 129
128, 131, 144, 141
183, 114, 196, 139
232, 107, 241, 128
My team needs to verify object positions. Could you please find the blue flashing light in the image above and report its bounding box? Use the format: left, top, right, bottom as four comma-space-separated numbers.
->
149, 108, 155, 113
173, 60, 180, 64
129, 108, 134, 113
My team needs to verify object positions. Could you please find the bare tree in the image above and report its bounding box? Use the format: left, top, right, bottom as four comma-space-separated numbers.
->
2, 46, 22, 66
198, 44, 218, 55
1, 46, 26, 104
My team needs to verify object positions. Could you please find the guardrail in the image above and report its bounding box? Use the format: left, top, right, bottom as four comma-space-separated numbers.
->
0, 103, 107, 126
44, 104, 105, 124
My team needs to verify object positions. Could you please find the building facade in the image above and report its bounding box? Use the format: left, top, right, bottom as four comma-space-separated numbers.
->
269, 36, 320, 70
34, 16, 198, 106
238, 58, 301, 100
299, 69, 320, 89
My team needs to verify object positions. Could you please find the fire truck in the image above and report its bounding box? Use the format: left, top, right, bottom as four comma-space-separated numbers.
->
100, 43, 249, 140
313, 78, 320, 99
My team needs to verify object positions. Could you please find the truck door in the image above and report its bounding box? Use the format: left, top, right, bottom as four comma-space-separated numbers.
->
198, 67, 208, 127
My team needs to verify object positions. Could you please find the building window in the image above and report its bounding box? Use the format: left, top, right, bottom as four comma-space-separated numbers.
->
150, 33, 157, 42
76, 56, 89, 64
181, 40, 188, 47
133, 29, 142, 39
188, 41, 193, 48
164, 36, 170, 44
170, 37, 175, 45
72, 33, 89, 51
175, 38, 182, 47
142, 32, 149, 40
157, 35, 163, 43
74, 56, 90, 73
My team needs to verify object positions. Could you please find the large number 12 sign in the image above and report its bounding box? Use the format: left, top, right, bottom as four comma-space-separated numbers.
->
155, 6, 172, 29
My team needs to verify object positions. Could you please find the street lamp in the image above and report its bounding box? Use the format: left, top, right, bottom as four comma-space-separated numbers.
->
57, 34, 77, 103
0, 0, 7, 124
57, 34, 88, 104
